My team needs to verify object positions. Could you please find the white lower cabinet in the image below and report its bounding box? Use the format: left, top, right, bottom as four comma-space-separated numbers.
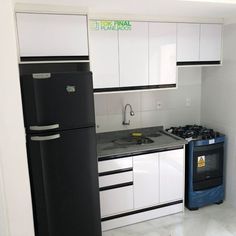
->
99, 147, 185, 231
100, 186, 134, 217
159, 149, 184, 203
133, 153, 159, 209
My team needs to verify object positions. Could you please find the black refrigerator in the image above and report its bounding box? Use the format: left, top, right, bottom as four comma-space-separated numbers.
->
19, 67, 102, 236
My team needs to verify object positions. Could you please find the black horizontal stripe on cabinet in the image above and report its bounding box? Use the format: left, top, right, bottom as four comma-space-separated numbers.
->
177, 61, 221, 66
98, 146, 184, 161
94, 84, 176, 93
99, 182, 133, 191
101, 200, 183, 222
20, 55, 89, 62
99, 168, 133, 177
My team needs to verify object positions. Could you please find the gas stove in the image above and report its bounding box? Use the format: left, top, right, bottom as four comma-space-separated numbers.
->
166, 125, 222, 142
166, 125, 225, 210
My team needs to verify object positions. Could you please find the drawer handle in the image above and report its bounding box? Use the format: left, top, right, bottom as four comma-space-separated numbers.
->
99, 182, 133, 192
99, 167, 133, 177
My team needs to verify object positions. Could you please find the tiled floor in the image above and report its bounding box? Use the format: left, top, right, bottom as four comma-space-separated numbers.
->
102, 203, 236, 236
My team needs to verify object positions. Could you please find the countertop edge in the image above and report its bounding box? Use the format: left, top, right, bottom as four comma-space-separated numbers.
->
97, 143, 186, 161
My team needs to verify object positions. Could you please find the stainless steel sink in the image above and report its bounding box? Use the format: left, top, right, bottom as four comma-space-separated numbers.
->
112, 136, 154, 146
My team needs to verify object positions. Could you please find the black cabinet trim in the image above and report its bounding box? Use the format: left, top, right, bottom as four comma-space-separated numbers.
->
99, 168, 133, 177
94, 84, 176, 93
98, 146, 184, 161
99, 182, 133, 191
177, 61, 221, 66
20, 56, 89, 62
101, 200, 183, 222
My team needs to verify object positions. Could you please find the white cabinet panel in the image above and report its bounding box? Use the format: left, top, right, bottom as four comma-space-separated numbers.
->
100, 186, 134, 217
99, 171, 133, 188
16, 13, 88, 57
200, 24, 222, 61
98, 157, 133, 173
133, 153, 159, 209
119, 22, 149, 87
90, 27, 119, 88
149, 23, 177, 85
159, 149, 184, 203
177, 23, 200, 62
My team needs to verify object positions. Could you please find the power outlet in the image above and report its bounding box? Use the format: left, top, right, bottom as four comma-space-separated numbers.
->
186, 98, 191, 107
156, 101, 162, 110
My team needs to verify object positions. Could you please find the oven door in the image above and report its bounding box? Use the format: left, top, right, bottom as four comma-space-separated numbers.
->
193, 142, 224, 191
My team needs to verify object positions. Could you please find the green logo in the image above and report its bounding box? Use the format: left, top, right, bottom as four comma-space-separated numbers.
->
90, 20, 132, 31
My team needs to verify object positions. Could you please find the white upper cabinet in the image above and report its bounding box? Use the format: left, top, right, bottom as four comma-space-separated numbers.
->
177, 23, 222, 63
90, 27, 119, 89
159, 149, 184, 203
200, 24, 222, 61
133, 153, 159, 209
177, 23, 200, 62
119, 21, 149, 87
16, 13, 89, 57
149, 23, 177, 85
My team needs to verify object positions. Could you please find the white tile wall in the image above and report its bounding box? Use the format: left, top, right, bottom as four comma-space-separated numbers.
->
94, 67, 202, 133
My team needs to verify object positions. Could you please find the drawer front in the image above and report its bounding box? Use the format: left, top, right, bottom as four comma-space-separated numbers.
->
99, 171, 133, 188
98, 157, 133, 173
100, 186, 134, 217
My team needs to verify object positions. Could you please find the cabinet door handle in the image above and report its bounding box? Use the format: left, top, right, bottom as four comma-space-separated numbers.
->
31, 134, 60, 141
99, 182, 133, 191
29, 124, 59, 131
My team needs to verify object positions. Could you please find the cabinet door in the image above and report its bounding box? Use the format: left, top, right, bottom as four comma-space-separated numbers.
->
159, 149, 184, 203
200, 24, 222, 61
149, 23, 177, 85
133, 153, 159, 209
100, 186, 134, 217
177, 23, 200, 62
89, 24, 119, 88
119, 21, 149, 87
16, 13, 89, 57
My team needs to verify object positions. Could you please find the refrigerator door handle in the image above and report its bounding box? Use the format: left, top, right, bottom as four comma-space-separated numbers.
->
31, 134, 60, 141
30, 124, 59, 131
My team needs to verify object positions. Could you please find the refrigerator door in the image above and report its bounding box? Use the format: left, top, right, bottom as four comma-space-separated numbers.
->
20, 71, 95, 133
27, 127, 101, 236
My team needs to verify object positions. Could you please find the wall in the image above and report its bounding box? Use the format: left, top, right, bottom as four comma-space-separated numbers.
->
95, 67, 202, 133
201, 23, 236, 206
0, 1, 35, 236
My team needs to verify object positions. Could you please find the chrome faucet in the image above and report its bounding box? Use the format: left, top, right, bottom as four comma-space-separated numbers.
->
123, 104, 135, 125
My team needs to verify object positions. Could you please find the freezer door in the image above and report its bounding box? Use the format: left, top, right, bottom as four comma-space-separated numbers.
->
27, 127, 101, 236
20, 71, 95, 133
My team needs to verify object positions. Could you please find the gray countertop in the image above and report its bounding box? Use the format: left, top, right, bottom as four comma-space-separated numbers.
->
96, 126, 187, 160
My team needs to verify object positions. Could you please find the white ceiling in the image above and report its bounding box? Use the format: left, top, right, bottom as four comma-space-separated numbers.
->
15, 0, 236, 20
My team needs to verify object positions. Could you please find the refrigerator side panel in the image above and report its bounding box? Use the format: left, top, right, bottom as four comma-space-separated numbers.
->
27, 127, 102, 236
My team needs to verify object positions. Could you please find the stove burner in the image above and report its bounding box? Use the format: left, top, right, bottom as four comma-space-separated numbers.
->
166, 125, 221, 140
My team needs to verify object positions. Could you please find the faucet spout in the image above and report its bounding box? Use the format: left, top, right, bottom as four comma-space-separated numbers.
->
123, 104, 135, 126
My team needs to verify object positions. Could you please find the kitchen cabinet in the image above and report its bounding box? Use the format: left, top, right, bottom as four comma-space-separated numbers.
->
119, 21, 149, 87
177, 23, 222, 64
98, 147, 184, 230
89, 26, 120, 88
200, 24, 222, 61
16, 13, 89, 59
100, 186, 134, 217
149, 22, 177, 85
98, 157, 134, 218
159, 149, 184, 203
177, 23, 200, 62
133, 153, 159, 209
